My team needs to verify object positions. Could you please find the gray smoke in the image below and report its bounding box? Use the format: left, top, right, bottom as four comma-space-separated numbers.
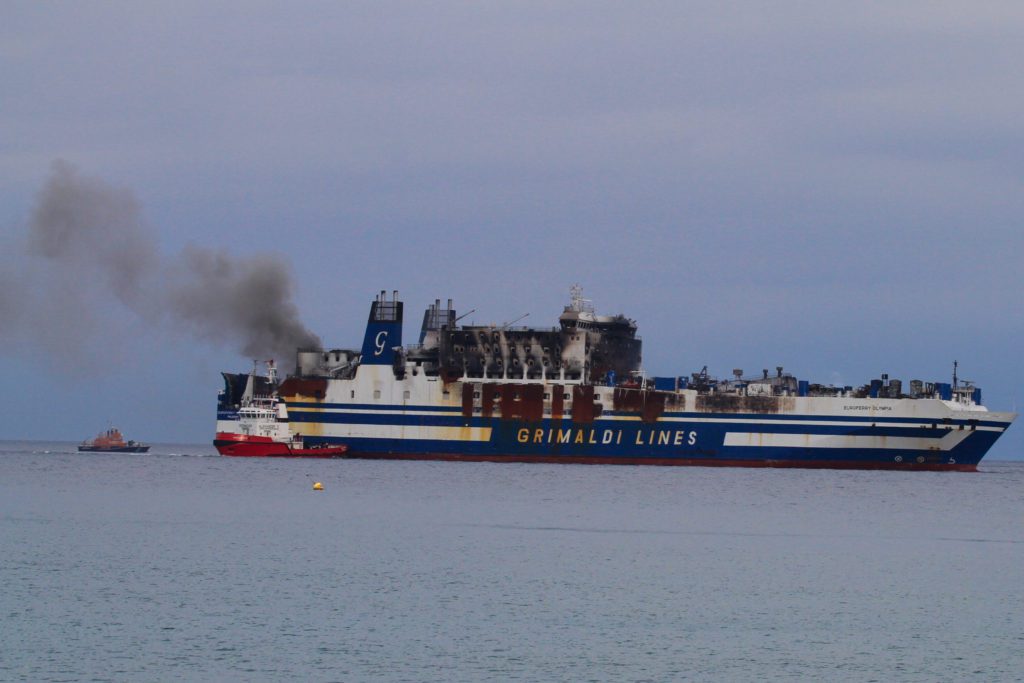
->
5, 160, 321, 366
170, 246, 322, 360
28, 160, 157, 311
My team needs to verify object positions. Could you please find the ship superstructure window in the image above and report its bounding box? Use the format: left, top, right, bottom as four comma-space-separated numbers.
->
403, 391, 411, 399
373, 390, 381, 399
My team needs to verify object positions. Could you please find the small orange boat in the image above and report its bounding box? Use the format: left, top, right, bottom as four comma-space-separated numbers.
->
78, 427, 150, 453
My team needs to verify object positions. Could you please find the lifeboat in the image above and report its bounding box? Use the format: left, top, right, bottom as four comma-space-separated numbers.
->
79, 427, 150, 453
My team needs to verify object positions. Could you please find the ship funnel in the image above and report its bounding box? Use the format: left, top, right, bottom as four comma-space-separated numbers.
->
419, 297, 456, 345
361, 290, 404, 365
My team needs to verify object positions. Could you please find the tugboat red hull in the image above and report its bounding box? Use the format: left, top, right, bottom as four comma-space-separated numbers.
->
214, 432, 348, 458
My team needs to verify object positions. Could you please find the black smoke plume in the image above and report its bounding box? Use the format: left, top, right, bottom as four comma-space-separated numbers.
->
4, 160, 321, 366
169, 247, 322, 359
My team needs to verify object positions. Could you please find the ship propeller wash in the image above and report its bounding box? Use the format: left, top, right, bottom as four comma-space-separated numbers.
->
215, 288, 1015, 470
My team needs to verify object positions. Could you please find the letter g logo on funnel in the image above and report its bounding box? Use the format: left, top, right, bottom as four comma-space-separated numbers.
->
374, 331, 388, 356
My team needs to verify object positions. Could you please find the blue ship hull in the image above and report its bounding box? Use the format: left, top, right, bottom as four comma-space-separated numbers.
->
217, 290, 1016, 471
281, 402, 1007, 471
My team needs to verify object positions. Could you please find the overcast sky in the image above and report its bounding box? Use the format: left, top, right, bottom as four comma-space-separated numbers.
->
2, 2, 1022, 457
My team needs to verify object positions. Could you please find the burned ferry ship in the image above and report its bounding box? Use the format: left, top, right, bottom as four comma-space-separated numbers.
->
215, 288, 1015, 470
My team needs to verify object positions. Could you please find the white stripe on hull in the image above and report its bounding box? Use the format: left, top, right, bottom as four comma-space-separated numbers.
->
285, 408, 1008, 432
723, 430, 972, 451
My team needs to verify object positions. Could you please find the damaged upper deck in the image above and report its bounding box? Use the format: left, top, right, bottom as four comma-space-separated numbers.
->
215, 287, 1014, 470
284, 287, 987, 414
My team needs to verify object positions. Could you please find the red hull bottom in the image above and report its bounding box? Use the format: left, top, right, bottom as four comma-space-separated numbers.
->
214, 433, 348, 459
338, 452, 979, 472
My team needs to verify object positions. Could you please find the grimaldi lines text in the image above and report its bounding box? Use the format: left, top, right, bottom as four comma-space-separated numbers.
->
215, 289, 1015, 470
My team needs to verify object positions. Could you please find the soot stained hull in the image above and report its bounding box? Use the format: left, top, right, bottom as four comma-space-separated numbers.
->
216, 289, 1016, 470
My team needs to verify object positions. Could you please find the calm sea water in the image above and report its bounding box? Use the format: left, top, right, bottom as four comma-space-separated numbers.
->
1, 441, 1021, 682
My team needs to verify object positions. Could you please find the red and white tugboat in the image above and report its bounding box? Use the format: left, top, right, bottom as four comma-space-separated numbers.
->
214, 360, 348, 458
